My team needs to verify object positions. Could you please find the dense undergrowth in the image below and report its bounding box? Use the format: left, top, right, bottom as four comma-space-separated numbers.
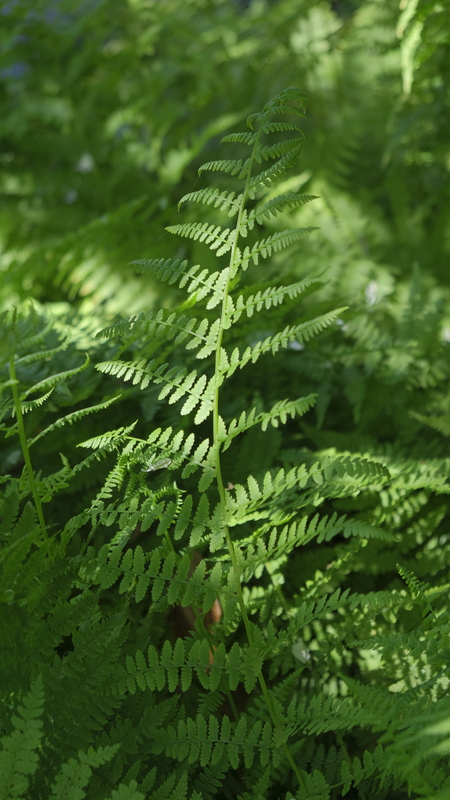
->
1, 2, 450, 799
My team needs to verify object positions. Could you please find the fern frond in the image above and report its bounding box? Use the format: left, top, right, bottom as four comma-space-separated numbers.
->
261, 121, 304, 134
397, 564, 436, 620
47, 745, 119, 800
77, 422, 138, 451
237, 511, 395, 583
0, 505, 39, 597
198, 158, 245, 178
225, 464, 311, 525
223, 309, 347, 376
1, 307, 62, 362
13, 344, 69, 369
231, 278, 320, 322
84, 544, 223, 612
0, 675, 44, 800
236, 228, 318, 270
166, 222, 236, 257
220, 131, 257, 145
97, 360, 215, 424
145, 773, 188, 800
178, 265, 227, 303
221, 395, 317, 450
121, 638, 223, 694
340, 744, 385, 796
20, 388, 54, 415
250, 192, 317, 224
248, 145, 304, 195
248, 87, 307, 128
313, 453, 392, 497
35, 463, 72, 503
20, 355, 90, 400
29, 395, 121, 447
0, 485, 21, 538
97, 310, 217, 354
156, 713, 276, 770
79, 424, 214, 490
178, 188, 243, 217
256, 137, 305, 165
411, 411, 450, 437
129, 257, 189, 285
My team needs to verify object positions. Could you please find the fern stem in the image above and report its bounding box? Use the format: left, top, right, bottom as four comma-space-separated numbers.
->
8, 354, 48, 544
223, 521, 307, 794
164, 530, 176, 554
211, 111, 308, 797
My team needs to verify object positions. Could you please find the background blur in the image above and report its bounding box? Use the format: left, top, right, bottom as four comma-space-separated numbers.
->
1, 0, 448, 318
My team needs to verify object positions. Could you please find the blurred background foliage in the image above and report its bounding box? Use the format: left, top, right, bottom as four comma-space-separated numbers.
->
0, 0, 449, 471
1, 0, 448, 307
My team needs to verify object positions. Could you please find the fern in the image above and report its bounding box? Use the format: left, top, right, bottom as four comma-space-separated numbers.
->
1, 84, 450, 800
0, 677, 44, 800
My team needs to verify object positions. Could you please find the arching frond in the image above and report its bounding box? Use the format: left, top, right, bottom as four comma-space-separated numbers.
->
198, 158, 245, 178
166, 222, 236, 257
29, 395, 122, 446
249, 192, 318, 224
21, 355, 90, 400
221, 395, 317, 450
231, 278, 320, 322
129, 257, 189, 285
223, 309, 347, 376
236, 228, 318, 270
178, 188, 243, 217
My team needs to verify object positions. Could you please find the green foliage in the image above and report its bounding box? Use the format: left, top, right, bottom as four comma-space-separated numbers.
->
1, 2, 450, 798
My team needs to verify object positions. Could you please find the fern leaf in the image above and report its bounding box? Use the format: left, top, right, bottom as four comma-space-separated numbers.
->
96, 360, 215, 422
107, 780, 146, 800
178, 188, 243, 217
47, 745, 119, 800
397, 564, 436, 620
249, 145, 304, 194
222, 395, 317, 450
77, 422, 138, 451
166, 222, 236, 256
249, 192, 318, 224
129, 257, 189, 285
255, 137, 305, 165
178, 265, 226, 302
0, 675, 44, 800
198, 158, 245, 177
236, 228, 318, 270
340, 744, 385, 796
15, 342, 69, 367
144, 773, 187, 800
159, 713, 276, 770
97, 310, 218, 354
121, 638, 222, 695
29, 395, 121, 447
20, 388, 54, 415
220, 131, 257, 145
225, 464, 310, 524
21, 354, 90, 400
411, 411, 450, 437
224, 309, 347, 376
261, 120, 304, 134
231, 278, 320, 322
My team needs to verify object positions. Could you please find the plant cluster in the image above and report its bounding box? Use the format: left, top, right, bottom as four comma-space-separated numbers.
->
1, 1, 450, 798
1, 85, 450, 800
